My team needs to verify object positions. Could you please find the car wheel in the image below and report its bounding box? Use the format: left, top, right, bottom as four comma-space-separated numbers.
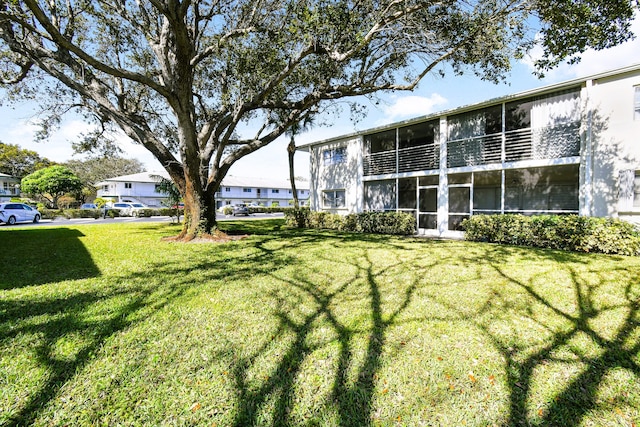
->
33, 214, 40, 223
7, 216, 16, 225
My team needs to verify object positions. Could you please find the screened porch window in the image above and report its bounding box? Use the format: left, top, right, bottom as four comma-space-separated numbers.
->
364, 180, 396, 211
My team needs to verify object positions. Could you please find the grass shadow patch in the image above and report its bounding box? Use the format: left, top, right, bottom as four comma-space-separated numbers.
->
0, 228, 100, 289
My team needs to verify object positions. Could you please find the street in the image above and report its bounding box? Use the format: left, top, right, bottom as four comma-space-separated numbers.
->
0, 212, 284, 227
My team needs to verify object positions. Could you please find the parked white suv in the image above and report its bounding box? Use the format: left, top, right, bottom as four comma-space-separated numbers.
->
0, 203, 41, 225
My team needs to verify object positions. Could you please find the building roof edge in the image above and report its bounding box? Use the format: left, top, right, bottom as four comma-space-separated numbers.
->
296, 62, 640, 151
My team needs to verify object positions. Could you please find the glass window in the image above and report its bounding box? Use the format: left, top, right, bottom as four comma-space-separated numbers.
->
419, 188, 437, 212
399, 120, 437, 149
124, 182, 132, 189
449, 187, 471, 214
323, 147, 347, 165
225, 187, 231, 192
243, 188, 252, 193
419, 175, 439, 186
484, 105, 502, 135
398, 178, 417, 209
448, 105, 502, 140
272, 189, 279, 193
634, 171, 640, 207
323, 190, 346, 208
635, 86, 640, 120
364, 129, 396, 154
506, 98, 533, 131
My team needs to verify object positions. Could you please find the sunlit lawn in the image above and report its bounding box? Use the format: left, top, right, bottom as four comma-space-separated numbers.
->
1, 219, 639, 426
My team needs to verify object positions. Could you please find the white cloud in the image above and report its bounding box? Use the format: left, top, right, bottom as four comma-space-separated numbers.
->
523, 15, 640, 81
378, 93, 448, 124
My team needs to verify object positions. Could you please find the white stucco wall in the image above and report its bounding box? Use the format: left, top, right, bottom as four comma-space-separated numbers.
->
588, 69, 640, 218
310, 136, 362, 213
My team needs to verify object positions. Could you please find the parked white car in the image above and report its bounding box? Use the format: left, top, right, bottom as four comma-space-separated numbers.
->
110, 202, 150, 217
0, 203, 41, 225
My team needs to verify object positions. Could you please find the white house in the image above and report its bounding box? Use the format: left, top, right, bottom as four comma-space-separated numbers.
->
96, 172, 309, 208
0, 173, 20, 202
299, 64, 640, 237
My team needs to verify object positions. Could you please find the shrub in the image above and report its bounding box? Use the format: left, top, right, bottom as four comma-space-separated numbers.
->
65, 209, 101, 219
220, 205, 234, 215
39, 208, 62, 220
284, 207, 310, 228
285, 209, 416, 235
463, 214, 640, 256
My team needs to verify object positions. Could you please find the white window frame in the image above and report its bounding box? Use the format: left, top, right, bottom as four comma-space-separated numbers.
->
634, 171, 640, 208
322, 189, 346, 209
322, 146, 347, 166
272, 189, 279, 193
124, 182, 132, 189
635, 86, 640, 120
243, 188, 252, 193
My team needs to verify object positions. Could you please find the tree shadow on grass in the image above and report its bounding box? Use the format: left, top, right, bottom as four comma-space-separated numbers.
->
433, 244, 640, 426
0, 280, 191, 426
0, 228, 100, 289
227, 237, 423, 427
493, 264, 640, 426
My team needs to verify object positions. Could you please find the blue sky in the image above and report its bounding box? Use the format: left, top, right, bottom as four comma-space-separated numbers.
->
1, 16, 640, 181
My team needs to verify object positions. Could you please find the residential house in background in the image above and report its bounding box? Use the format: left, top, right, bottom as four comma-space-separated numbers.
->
96, 172, 309, 208
0, 173, 20, 202
299, 64, 640, 237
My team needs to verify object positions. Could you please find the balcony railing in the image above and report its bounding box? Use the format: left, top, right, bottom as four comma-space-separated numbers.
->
505, 128, 533, 162
363, 122, 580, 175
447, 133, 502, 168
363, 150, 396, 176
364, 143, 439, 176
398, 144, 439, 173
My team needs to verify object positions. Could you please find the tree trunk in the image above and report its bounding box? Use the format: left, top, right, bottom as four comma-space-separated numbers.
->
175, 170, 217, 241
288, 136, 299, 209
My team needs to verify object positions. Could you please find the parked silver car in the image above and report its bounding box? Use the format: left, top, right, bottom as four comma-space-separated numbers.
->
232, 204, 249, 216
0, 203, 41, 225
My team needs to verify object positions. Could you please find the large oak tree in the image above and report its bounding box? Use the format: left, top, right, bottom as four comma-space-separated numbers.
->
0, 0, 636, 239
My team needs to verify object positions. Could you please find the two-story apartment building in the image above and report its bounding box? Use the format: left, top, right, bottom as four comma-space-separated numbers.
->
214, 175, 309, 209
0, 173, 20, 202
96, 172, 309, 208
299, 64, 640, 237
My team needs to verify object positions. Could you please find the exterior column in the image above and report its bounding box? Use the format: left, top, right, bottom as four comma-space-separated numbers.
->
438, 116, 448, 235
580, 80, 594, 216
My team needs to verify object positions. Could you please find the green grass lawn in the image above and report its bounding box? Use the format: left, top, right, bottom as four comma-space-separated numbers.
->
1, 220, 639, 426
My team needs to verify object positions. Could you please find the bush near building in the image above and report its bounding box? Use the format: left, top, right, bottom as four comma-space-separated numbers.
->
463, 214, 640, 256
285, 208, 416, 235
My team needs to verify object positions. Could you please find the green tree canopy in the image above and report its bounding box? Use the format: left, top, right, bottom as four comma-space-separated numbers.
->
64, 156, 145, 202
0, 1, 636, 239
64, 156, 145, 187
21, 165, 83, 208
0, 142, 53, 179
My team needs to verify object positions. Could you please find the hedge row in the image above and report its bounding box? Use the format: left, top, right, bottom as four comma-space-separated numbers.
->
462, 214, 640, 256
219, 205, 289, 215
284, 208, 416, 235
41, 208, 182, 219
